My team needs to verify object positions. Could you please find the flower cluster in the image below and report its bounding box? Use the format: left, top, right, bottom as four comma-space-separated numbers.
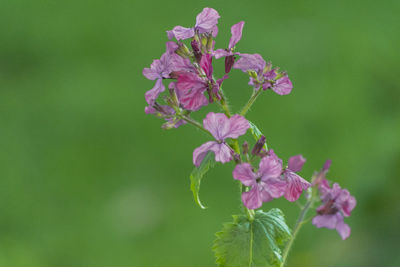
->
143, 7, 356, 244
233, 151, 311, 209
312, 161, 356, 240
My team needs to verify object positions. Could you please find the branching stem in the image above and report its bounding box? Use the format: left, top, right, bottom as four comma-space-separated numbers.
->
281, 189, 316, 266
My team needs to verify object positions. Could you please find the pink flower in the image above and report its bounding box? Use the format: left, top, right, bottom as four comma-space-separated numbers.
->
144, 82, 186, 128
233, 150, 286, 209
233, 54, 293, 95
312, 177, 356, 240
175, 72, 209, 111
174, 53, 216, 111
167, 8, 220, 40
193, 112, 249, 166
214, 21, 244, 73
143, 42, 193, 105
282, 155, 311, 202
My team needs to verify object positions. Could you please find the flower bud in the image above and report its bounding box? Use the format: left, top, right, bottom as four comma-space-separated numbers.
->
225, 55, 235, 74
175, 42, 191, 58
191, 39, 202, 62
251, 135, 266, 156
233, 153, 241, 164
206, 34, 214, 52
248, 70, 258, 80
242, 141, 249, 155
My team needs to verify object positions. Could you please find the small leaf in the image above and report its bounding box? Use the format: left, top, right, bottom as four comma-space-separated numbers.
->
249, 121, 268, 150
213, 208, 291, 267
190, 151, 216, 209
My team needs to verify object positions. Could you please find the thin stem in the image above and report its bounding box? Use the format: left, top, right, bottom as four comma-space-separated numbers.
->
218, 89, 232, 117
180, 115, 213, 138
240, 89, 263, 116
280, 192, 315, 267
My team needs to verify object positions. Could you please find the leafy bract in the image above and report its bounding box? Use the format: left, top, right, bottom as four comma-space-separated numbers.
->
249, 121, 268, 150
213, 208, 291, 267
190, 151, 216, 209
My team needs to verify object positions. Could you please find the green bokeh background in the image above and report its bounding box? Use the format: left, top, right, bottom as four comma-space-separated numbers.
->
1, 0, 399, 266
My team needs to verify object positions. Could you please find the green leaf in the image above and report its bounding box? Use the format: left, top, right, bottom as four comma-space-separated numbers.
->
248, 121, 268, 150
213, 208, 291, 267
189, 151, 216, 209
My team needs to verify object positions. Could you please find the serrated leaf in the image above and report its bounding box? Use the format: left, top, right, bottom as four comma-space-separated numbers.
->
190, 151, 216, 209
213, 208, 291, 267
249, 121, 268, 150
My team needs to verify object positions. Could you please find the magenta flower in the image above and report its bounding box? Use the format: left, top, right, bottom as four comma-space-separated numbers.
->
175, 72, 209, 111
233, 150, 286, 209
283, 155, 311, 202
143, 42, 193, 105
312, 178, 356, 240
193, 112, 249, 167
174, 53, 216, 111
167, 8, 220, 41
214, 21, 244, 59
233, 54, 293, 95
144, 82, 186, 128
214, 21, 244, 73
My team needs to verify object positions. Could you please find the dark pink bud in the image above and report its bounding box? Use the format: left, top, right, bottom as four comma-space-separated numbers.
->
242, 141, 249, 155
323, 160, 332, 172
225, 55, 236, 74
251, 136, 266, 156
191, 39, 202, 62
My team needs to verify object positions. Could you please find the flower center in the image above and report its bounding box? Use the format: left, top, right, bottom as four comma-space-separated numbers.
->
317, 199, 339, 215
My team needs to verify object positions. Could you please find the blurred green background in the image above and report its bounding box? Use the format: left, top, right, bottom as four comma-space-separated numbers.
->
1, 0, 399, 266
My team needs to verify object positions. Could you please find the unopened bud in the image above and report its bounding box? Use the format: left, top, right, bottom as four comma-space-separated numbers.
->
206, 34, 214, 52
225, 55, 235, 74
252, 136, 266, 156
248, 70, 258, 80
175, 43, 191, 58
322, 160, 331, 172
201, 35, 208, 50
242, 141, 249, 155
191, 39, 202, 62
162, 121, 175, 130
233, 153, 241, 164
263, 62, 272, 74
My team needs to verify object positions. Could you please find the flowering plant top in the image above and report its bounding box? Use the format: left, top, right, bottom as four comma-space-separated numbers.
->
143, 7, 356, 266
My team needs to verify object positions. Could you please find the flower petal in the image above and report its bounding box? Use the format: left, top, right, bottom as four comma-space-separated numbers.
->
272, 76, 293, 95
193, 141, 232, 167
233, 53, 266, 73
175, 72, 208, 111
223, 114, 250, 139
145, 79, 165, 105
312, 214, 338, 229
262, 178, 286, 199
258, 152, 282, 180
288, 155, 306, 172
143, 67, 159, 80
193, 141, 218, 167
203, 112, 230, 141
144, 106, 156, 114
233, 163, 256, 187
242, 186, 263, 210
335, 215, 351, 240
200, 53, 213, 79
169, 26, 195, 41
213, 49, 231, 59
195, 8, 220, 33
283, 171, 311, 202
228, 21, 244, 49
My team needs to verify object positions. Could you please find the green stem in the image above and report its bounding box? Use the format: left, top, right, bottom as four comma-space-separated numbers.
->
219, 90, 232, 117
280, 192, 315, 267
180, 115, 213, 138
240, 89, 263, 116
